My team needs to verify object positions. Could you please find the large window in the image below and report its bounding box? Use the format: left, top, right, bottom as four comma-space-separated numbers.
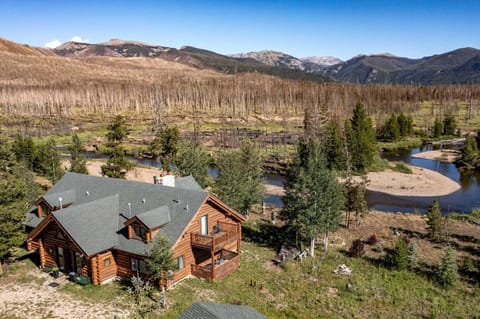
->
200, 215, 208, 235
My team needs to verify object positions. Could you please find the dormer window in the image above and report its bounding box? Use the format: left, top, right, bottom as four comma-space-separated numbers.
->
132, 222, 147, 240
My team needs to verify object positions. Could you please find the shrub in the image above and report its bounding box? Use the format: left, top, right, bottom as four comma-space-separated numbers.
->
437, 246, 459, 287
386, 238, 409, 270
407, 242, 418, 270
365, 234, 378, 245
392, 162, 412, 174
349, 239, 365, 258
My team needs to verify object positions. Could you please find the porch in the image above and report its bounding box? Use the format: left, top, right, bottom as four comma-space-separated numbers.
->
190, 221, 239, 251
191, 249, 240, 281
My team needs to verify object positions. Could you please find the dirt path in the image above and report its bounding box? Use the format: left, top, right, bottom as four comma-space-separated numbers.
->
0, 268, 130, 318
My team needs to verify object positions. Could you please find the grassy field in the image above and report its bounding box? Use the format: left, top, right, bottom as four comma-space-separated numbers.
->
11, 212, 471, 319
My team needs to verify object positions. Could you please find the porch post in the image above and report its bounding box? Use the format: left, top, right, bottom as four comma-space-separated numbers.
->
211, 250, 215, 281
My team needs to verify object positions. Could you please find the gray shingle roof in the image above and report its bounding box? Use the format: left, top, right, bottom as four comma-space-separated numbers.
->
178, 302, 268, 319
136, 206, 170, 229
175, 175, 203, 191
26, 172, 209, 257
43, 189, 76, 208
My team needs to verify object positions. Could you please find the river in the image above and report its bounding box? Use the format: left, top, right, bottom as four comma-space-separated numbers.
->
83, 148, 480, 213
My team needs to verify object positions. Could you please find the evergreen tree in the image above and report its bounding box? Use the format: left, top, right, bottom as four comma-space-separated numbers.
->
343, 175, 368, 228
282, 140, 345, 256
146, 234, 176, 308
432, 117, 443, 138
69, 133, 88, 174
408, 241, 418, 270
11, 135, 35, 170
174, 141, 210, 188
213, 140, 265, 215
347, 103, 377, 173
324, 119, 346, 171
102, 116, 133, 179
0, 137, 38, 274
426, 200, 443, 240
397, 113, 413, 137
457, 135, 479, 170
150, 125, 179, 169
386, 237, 409, 270
384, 114, 400, 141
443, 114, 457, 136
35, 138, 64, 183
437, 246, 459, 287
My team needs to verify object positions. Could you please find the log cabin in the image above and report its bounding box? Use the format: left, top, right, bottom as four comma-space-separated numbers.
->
24, 172, 245, 285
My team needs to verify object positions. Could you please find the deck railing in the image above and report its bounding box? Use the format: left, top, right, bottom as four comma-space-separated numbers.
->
191, 222, 238, 251
191, 252, 240, 281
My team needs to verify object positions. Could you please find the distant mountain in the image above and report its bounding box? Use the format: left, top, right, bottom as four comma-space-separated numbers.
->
53, 40, 331, 82
323, 48, 480, 84
230, 50, 341, 73
0, 38, 54, 56
301, 56, 343, 67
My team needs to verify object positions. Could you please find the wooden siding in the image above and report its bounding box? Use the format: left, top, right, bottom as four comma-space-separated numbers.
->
171, 200, 242, 282
96, 251, 117, 283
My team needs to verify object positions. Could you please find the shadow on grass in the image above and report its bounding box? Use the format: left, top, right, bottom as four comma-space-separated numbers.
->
242, 221, 290, 251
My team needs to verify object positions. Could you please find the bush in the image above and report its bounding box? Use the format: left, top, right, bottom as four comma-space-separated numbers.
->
365, 234, 378, 245
349, 239, 365, 258
437, 247, 459, 287
386, 238, 409, 270
392, 162, 412, 174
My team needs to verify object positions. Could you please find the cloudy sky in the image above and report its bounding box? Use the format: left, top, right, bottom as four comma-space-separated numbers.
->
0, 0, 478, 60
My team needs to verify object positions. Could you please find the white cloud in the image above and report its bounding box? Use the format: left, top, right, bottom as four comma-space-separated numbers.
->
71, 36, 89, 43
44, 39, 62, 48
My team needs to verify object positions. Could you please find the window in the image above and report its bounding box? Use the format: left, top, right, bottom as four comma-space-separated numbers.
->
104, 258, 111, 266
131, 258, 147, 274
200, 215, 208, 235
176, 256, 184, 270
132, 223, 147, 240
131, 258, 138, 271
138, 260, 146, 274
56, 232, 65, 240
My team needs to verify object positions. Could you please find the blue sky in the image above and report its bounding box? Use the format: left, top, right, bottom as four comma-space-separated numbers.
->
0, 0, 478, 60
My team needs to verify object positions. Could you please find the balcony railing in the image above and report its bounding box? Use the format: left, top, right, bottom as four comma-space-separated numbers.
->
191, 222, 238, 251
191, 250, 240, 281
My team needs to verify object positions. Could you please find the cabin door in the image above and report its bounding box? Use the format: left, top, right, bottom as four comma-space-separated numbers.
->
201, 215, 208, 235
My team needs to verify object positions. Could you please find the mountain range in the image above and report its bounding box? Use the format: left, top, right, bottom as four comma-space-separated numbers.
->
1, 37, 480, 85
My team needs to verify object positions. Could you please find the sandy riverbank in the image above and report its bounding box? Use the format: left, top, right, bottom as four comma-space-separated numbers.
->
411, 149, 460, 163
60, 159, 460, 198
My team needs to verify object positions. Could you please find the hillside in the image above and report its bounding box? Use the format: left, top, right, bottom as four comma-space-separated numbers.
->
323, 48, 480, 84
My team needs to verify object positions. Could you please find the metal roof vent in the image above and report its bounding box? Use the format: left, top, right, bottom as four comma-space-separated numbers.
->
142, 198, 146, 204
85, 191, 89, 197
128, 202, 132, 218
185, 203, 189, 213
59, 197, 63, 210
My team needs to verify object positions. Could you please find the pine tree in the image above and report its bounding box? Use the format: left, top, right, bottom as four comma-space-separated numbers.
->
384, 114, 400, 141
343, 175, 368, 228
426, 200, 443, 240
397, 113, 413, 137
348, 103, 377, 173
324, 119, 346, 171
387, 237, 409, 270
0, 136, 39, 274
457, 135, 479, 170
443, 114, 457, 136
11, 135, 35, 170
146, 235, 176, 308
282, 140, 345, 256
437, 246, 459, 287
69, 133, 88, 174
213, 140, 265, 215
150, 125, 179, 169
102, 116, 133, 179
432, 117, 444, 138
174, 141, 210, 188
35, 138, 64, 183
407, 241, 418, 270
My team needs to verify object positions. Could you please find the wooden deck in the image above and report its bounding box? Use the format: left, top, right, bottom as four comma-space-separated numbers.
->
191, 222, 238, 251
191, 251, 240, 281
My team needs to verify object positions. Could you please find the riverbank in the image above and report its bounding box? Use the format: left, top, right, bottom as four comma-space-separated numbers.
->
411, 149, 460, 163
62, 159, 460, 198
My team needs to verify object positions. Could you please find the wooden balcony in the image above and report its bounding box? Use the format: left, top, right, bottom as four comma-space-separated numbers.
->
191, 250, 240, 281
191, 222, 238, 251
